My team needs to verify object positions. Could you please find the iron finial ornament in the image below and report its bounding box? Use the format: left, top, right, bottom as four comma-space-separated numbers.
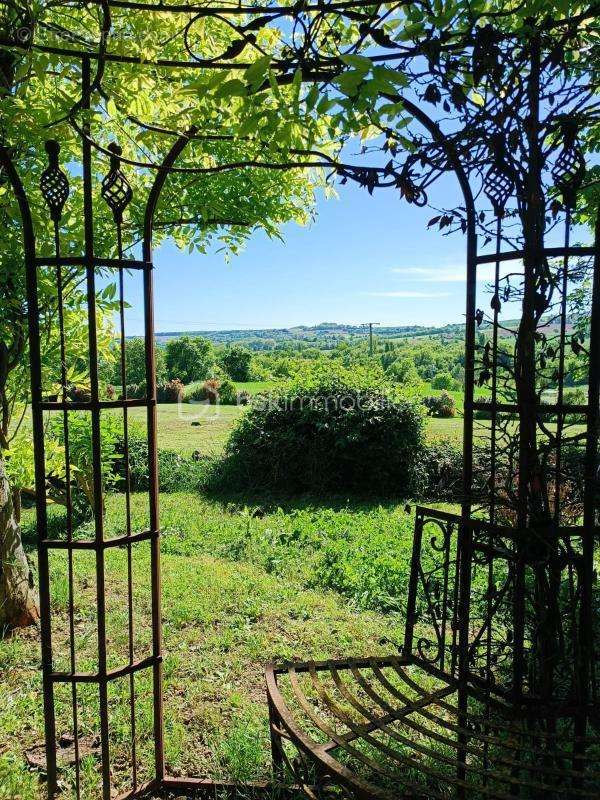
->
40, 139, 69, 223
101, 142, 133, 224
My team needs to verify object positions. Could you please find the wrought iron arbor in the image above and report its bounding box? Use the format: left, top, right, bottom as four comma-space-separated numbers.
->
0, 3, 598, 798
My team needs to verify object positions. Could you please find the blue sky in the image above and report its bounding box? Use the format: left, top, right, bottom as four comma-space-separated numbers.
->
122, 169, 586, 336
124, 170, 480, 336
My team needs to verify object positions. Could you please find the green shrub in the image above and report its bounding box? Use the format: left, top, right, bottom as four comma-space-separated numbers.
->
423, 391, 456, 418
219, 346, 252, 382
165, 335, 213, 384
114, 337, 166, 386
432, 372, 460, 391
420, 439, 464, 501
184, 383, 208, 403
49, 412, 121, 517
218, 379, 237, 405
386, 358, 420, 386
221, 374, 424, 496
185, 379, 238, 405
157, 378, 185, 403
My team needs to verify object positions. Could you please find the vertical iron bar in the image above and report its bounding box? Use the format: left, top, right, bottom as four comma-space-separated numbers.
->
440, 526, 450, 674
574, 213, 600, 771
81, 56, 111, 800
455, 208, 477, 797
450, 524, 461, 677
513, 35, 543, 710
403, 511, 423, 659
553, 208, 571, 526
483, 214, 502, 779
116, 221, 138, 791
489, 216, 502, 526
141, 132, 192, 787
143, 256, 165, 785
53, 223, 81, 799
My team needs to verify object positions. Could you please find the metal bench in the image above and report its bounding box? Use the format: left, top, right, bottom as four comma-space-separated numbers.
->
266, 507, 600, 799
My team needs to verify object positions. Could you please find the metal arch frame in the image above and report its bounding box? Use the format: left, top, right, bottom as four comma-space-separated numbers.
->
0, 89, 202, 800
1, 11, 599, 800
0, 73, 483, 798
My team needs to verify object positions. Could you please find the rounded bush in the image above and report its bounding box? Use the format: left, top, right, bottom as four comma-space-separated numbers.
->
432, 372, 460, 391
157, 378, 185, 403
185, 378, 238, 405
422, 391, 456, 418
185, 383, 208, 403
222, 379, 425, 496
218, 379, 237, 405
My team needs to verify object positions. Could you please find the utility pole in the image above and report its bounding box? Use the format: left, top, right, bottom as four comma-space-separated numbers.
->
362, 322, 380, 356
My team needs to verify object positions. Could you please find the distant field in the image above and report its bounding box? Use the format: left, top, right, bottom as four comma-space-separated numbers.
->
426, 416, 463, 442
238, 380, 279, 395
185, 379, 278, 397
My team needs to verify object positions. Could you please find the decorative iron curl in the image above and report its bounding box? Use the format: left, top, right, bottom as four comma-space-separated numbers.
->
416, 635, 443, 665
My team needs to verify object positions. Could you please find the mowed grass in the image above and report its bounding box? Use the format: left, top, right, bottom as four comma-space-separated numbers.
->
114, 381, 285, 457
0, 494, 414, 800
125, 403, 245, 457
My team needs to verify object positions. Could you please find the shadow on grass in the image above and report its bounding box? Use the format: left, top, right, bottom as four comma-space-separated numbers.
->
201, 482, 414, 515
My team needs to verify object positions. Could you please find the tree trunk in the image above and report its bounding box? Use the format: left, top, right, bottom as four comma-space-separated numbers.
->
0, 456, 39, 631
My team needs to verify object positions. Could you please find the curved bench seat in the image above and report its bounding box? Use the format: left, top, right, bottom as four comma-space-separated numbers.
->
266, 655, 600, 800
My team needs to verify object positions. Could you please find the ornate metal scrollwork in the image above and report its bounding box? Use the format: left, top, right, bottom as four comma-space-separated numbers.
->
552, 121, 585, 208
40, 139, 69, 222
484, 135, 514, 215
101, 142, 133, 224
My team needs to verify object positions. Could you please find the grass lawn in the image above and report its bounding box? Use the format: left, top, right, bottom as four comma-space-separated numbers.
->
0, 493, 421, 800
425, 416, 463, 442
125, 404, 246, 457
1, 384, 465, 798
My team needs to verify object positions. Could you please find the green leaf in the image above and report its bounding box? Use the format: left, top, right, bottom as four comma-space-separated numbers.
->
335, 71, 365, 97
341, 54, 372, 74
372, 67, 408, 88
214, 79, 248, 99
244, 56, 271, 87
317, 96, 337, 114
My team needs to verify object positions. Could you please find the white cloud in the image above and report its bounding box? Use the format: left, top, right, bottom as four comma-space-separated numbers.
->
390, 264, 497, 282
367, 290, 453, 299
